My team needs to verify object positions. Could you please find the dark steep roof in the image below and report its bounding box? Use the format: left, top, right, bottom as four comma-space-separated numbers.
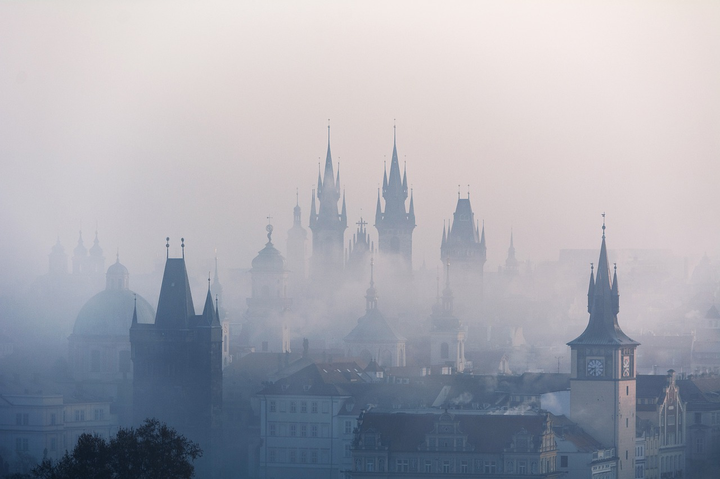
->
568, 234, 638, 347
154, 258, 195, 329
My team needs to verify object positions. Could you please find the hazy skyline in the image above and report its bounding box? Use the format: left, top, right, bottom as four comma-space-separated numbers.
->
2, 1, 719, 286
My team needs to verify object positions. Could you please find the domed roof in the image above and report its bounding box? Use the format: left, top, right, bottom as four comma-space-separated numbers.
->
107, 260, 129, 276
251, 242, 286, 272
51, 238, 65, 255
73, 289, 154, 336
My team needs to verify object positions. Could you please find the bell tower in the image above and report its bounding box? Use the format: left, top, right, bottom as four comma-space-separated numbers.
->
375, 125, 415, 273
309, 125, 347, 281
568, 219, 639, 479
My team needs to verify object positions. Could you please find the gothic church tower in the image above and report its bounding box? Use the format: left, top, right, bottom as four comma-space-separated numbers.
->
309, 126, 347, 281
375, 127, 415, 273
568, 222, 639, 479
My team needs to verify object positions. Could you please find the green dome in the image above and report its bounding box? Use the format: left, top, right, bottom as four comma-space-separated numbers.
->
73, 289, 154, 336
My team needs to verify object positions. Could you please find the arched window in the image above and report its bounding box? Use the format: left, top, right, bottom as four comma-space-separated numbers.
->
441, 343, 449, 359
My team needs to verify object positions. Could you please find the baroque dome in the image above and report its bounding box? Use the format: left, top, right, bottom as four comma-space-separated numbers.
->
251, 242, 286, 272
73, 289, 154, 336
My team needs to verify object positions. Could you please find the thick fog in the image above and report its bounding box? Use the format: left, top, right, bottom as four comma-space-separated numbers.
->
1, 1, 719, 289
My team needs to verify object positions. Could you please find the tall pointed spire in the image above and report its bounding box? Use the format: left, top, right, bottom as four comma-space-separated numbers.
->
375, 189, 382, 224
365, 257, 378, 311
375, 123, 415, 272
131, 294, 138, 326
587, 263, 595, 313
611, 263, 619, 315
568, 217, 638, 347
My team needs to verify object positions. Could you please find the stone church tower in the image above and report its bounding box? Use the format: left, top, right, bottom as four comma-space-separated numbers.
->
375, 127, 415, 274
441, 194, 486, 272
130, 239, 222, 459
568, 223, 639, 479
309, 126, 347, 281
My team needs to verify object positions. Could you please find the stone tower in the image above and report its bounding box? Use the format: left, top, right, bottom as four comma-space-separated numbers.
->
243, 225, 292, 353
309, 126, 347, 281
130, 238, 222, 452
441, 195, 486, 272
375, 127, 415, 274
567, 222, 639, 479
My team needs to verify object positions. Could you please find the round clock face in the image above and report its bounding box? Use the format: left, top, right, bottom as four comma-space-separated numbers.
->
587, 359, 604, 377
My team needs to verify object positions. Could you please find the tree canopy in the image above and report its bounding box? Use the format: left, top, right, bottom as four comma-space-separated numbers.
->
26, 419, 202, 479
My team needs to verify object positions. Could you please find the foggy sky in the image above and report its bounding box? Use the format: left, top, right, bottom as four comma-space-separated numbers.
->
1, 1, 719, 287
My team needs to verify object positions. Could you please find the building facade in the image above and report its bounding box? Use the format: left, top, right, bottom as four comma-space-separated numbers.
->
568, 225, 639, 479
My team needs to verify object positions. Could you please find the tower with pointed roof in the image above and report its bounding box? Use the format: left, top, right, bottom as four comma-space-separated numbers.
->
375, 126, 415, 273
286, 190, 308, 289
130, 238, 222, 455
344, 258, 406, 367
567, 221, 639, 479
504, 230, 519, 276
346, 217, 372, 280
87, 231, 105, 274
309, 126, 347, 281
429, 260, 467, 372
441, 194, 486, 269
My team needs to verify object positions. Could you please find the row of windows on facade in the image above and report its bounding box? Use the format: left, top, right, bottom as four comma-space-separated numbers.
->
13, 409, 105, 427
267, 448, 331, 464
16, 436, 59, 452
352, 457, 554, 474
268, 422, 335, 438
14, 432, 106, 453
269, 400, 330, 414
694, 411, 720, 424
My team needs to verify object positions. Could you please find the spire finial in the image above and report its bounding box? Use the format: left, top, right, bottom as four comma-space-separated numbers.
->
458, 185, 461, 199
327, 119, 330, 144
602, 212, 606, 238
181, 238, 185, 258
208, 272, 211, 291
296, 188, 299, 206
393, 119, 396, 145
370, 256, 375, 287
467, 185, 470, 199
266, 222, 274, 244
166, 237, 169, 258
116, 248, 120, 263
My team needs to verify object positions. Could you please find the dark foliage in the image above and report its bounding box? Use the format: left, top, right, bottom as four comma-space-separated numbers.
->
27, 419, 202, 479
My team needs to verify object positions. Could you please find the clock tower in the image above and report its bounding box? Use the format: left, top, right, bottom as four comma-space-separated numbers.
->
567, 222, 639, 479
